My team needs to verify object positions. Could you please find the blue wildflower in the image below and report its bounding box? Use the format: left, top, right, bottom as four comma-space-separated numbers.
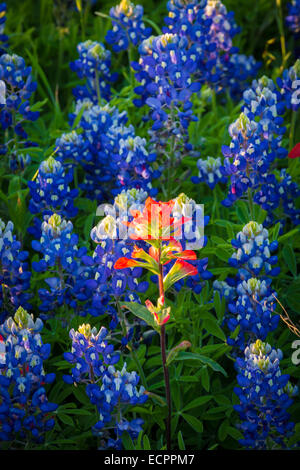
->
226, 221, 280, 350
0, 307, 57, 444
0, 53, 39, 142
0, 219, 31, 322
234, 339, 297, 449
106, 0, 152, 52
70, 40, 117, 103
191, 156, 227, 189
63, 323, 147, 449
286, 0, 300, 34
28, 156, 78, 219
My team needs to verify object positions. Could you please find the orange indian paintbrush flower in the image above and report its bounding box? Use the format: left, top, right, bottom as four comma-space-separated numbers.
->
114, 197, 198, 295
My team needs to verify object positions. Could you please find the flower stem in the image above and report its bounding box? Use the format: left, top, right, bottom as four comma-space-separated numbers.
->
158, 245, 171, 451
289, 109, 298, 152
275, 0, 288, 72
160, 324, 171, 451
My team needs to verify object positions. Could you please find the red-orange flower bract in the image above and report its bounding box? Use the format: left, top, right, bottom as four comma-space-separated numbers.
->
114, 197, 198, 293
124, 196, 186, 241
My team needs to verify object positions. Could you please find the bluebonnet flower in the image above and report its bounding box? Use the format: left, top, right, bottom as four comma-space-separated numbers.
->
28, 156, 78, 219
253, 169, 300, 228
133, 33, 200, 131
31, 214, 90, 316
213, 280, 235, 301
286, 0, 300, 34
0, 3, 8, 54
63, 323, 147, 449
191, 156, 227, 189
226, 221, 280, 350
221, 93, 287, 207
57, 100, 157, 202
0, 53, 39, 143
9, 152, 31, 173
112, 135, 158, 196
132, 32, 200, 169
106, 0, 152, 52
0, 306, 57, 444
234, 339, 297, 449
224, 53, 261, 99
70, 40, 117, 103
163, 0, 259, 96
277, 60, 300, 112
0, 219, 31, 323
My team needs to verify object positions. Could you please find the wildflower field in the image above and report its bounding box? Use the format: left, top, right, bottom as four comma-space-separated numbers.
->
1, 0, 300, 452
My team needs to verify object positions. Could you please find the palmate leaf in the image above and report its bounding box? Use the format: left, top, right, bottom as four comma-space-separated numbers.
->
122, 301, 160, 332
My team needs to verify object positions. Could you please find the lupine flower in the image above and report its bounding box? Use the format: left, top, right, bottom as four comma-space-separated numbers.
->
221, 79, 287, 207
234, 339, 297, 449
0, 53, 39, 144
163, 0, 259, 96
63, 323, 147, 449
0, 219, 31, 322
286, 0, 300, 34
132, 31, 200, 166
112, 135, 158, 196
0, 3, 8, 54
191, 156, 227, 189
132, 33, 200, 131
277, 60, 300, 112
56, 100, 157, 202
213, 280, 235, 301
31, 214, 90, 316
226, 221, 280, 350
253, 170, 300, 228
28, 156, 78, 219
70, 40, 117, 103
106, 0, 152, 52
0, 307, 57, 444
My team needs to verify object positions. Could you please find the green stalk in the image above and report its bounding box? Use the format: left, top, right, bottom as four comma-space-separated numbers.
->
95, 68, 102, 106
289, 109, 297, 152
275, 0, 288, 71
127, 45, 134, 88
158, 244, 172, 451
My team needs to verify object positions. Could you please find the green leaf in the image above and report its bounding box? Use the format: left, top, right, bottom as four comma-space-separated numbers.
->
177, 431, 186, 450
218, 419, 229, 441
58, 414, 74, 426
235, 201, 250, 223
174, 352, 227, 376
200, 366, 210, 392
278, 228, 300, 243
182, 413, 203, 433
214, 247, 231, 262
122, 301, 159, 331
182, 395, 212, 412
122, 432, 135, 450
270, 222, 281, 242
143, 434, 151, 450
282, 244, 297, 277
203, 318, 226, 341
227, 426, 244, 441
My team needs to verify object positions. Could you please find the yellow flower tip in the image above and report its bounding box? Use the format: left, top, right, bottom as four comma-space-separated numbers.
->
78, 323, 92, 338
